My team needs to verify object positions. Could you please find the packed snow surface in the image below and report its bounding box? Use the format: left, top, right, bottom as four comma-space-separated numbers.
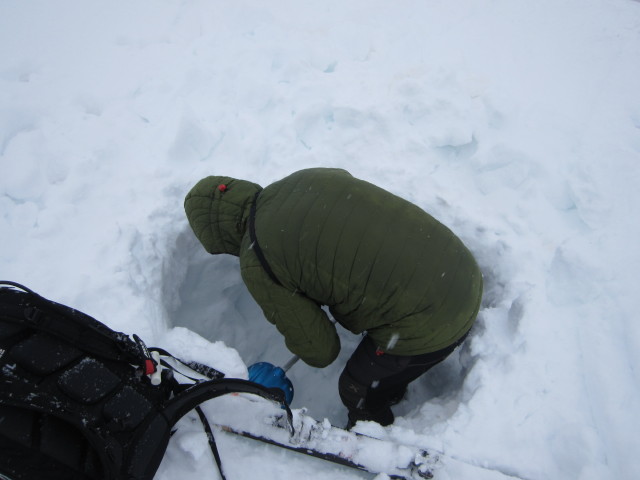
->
2, 1, 640, 479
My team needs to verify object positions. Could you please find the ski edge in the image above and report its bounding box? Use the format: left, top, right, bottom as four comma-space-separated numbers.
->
214, 422, 434, 480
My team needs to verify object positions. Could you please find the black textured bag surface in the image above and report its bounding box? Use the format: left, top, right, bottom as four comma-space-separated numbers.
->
0, 281, 178, 480
0, 281, 289, 480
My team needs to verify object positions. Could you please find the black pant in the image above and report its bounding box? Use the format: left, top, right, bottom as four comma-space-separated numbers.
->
338, 334, 467, 428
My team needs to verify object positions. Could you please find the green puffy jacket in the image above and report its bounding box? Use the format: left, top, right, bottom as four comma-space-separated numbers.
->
184, 168, 482, 368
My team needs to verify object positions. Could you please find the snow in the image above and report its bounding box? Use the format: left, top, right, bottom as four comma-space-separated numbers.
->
1, 0, 639, 479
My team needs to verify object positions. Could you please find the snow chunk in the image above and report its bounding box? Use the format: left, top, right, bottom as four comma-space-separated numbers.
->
158, 326, 247, 379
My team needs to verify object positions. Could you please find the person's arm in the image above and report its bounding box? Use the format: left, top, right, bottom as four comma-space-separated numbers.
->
241, 263, 340, 368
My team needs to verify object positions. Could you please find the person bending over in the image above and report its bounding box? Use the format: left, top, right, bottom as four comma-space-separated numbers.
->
184, 167, 482, 428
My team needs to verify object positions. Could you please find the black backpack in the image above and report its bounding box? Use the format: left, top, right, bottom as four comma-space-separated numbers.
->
0, 281, 291, 480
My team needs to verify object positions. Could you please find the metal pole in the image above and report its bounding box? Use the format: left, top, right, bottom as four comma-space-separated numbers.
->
281, 354, 300, 372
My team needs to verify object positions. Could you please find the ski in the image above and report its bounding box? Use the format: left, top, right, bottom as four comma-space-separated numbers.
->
163, 356, 440, 478
208, 397, 440, 480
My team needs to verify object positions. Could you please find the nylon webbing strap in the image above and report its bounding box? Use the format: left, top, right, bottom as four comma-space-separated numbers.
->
196, 406, 226, 480
248, 193, 282, 286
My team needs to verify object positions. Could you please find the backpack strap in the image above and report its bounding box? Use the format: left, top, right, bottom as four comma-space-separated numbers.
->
126, 376, 293, 480
151, 346, 225, 381
248, 193, 283, 286
195, 406, 226, 480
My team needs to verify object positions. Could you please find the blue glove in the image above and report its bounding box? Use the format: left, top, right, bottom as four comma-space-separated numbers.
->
248, 362, 294, 405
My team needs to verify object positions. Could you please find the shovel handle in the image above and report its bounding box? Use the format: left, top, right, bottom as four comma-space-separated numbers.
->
281, 355, 300, 372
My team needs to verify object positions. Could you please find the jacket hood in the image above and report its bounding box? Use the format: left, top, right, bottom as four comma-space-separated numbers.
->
184, 176, 263, 256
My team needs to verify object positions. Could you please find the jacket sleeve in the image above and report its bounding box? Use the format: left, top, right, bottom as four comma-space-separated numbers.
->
240, 262, 340, 368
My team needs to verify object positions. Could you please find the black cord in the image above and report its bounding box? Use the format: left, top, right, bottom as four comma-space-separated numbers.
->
195, 406, 226, 480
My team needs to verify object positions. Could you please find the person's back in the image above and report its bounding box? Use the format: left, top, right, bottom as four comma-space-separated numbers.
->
245, 168, 482, 356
